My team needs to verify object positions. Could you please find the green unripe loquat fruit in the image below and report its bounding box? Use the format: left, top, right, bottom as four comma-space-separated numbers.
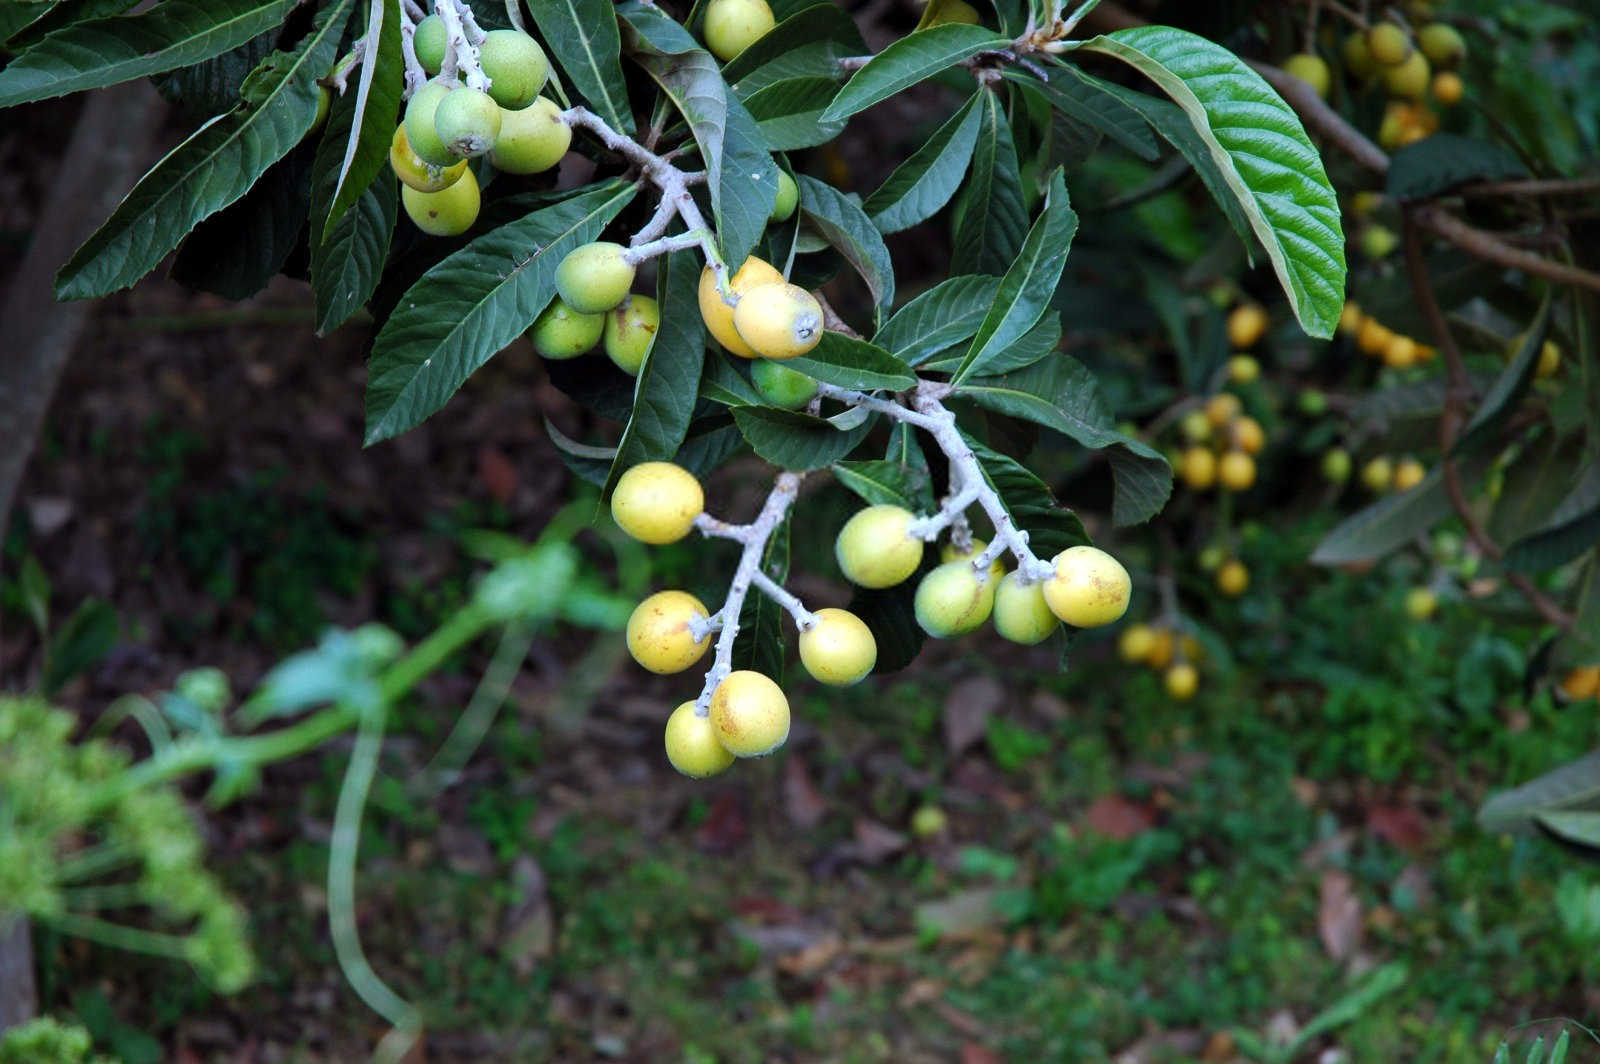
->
1361, 456, 1394, 494
709, 670, 790, 757
703, 0, 776, 61
555, 242, 636, 314
611, 461, 704, 544
940, 538, 1005, 582
1404, 587, 1437, 621
750, 358, 819, 409
835, 505, 924, 589
389, 123, 468, 192
664, 701, 735, 778
490, 97, 571, 174
1343, 32, 1376, 80
433, 86, 501, 157
478, 29, 548, 110
1228, 355, 1260, 384
732, 282, 824, 360
413, 15, 447, 77
910, 804, 948, 838
992, 573, 1058, 645
914, 561, 996, 638
1322, 448, 1352, 484
311, 85, 331, 133
1366, 22, 1411, 66
1283, 53, 1331, 98
1417, 22, 1465, 67
627, 590, 712, 674
405, 81, 461, 166
1383, 50, 1430, 99
401, 167, 480, 235
770, 171, 799, 223
603, 295, 660, 375
1180, 410, 1212, 443
528, 298, 604, 359
798, 607, 877, 686
1042, 545, 1130, 628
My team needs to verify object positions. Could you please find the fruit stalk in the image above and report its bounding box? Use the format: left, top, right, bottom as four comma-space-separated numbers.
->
433, 0, 490, 91
560, 106, 734, 297
813, 382, 1056, 584
398, 9, 428, 96
688, 471, 806, 714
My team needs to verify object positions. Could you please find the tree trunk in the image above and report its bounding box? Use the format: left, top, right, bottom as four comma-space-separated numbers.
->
0, 82, 168, 532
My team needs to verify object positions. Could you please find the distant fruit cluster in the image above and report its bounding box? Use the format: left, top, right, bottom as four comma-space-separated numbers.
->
1118, 622, 1203, 701
1282, 15, 1467, 149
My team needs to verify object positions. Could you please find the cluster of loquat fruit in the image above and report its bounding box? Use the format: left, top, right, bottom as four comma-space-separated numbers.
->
1118, 622, 1203, 701
389, 23, 567, 234
606, 462, 1133, 778
1282, 13, 1468, 150
1339, 299, 1437, 371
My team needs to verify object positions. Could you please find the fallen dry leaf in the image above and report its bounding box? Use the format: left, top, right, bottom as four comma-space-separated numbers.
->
944, 674, 1003, 757
960, 1045, 1003, 1064
1084, 794, 1154, 840
1318, 869, 1362, 961
1367, 804, 1427, 851
477, 444, 518, 504
784, 756, 827, 829
853, 818, 909, 863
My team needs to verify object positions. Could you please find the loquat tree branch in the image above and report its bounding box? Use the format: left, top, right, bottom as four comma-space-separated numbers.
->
434, 0, 489, 91
689, 472, 807, 714
1401, 213, 1575, 630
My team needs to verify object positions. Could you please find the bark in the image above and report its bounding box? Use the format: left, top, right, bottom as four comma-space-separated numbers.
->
0, 82, 168, 532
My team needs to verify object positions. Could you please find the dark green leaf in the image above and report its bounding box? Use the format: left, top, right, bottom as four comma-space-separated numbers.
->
546, 418, 617, 486
700, 352, 766, 406
1310, 451, 1495, 565
1504, 462, 1600, 574
952, 89, 1026, 276
885, 422, 935, 511
42, 599, 119, 697
675, 416, 748, 476
528, 0, 634, 135
832, 459, 931, 510
920, 312, 1060, 374
1453, 297, 1552, 458
320, 0, 402, 242
1386, 133, 1528, 201
0, 0, 297, 107
731, 406, 874, 469
956, 357, 1172, 526
820, 23, 1002, 121
1070, 27, 1346, 337
5, 0, 141, 52
604, 250, 707, 495
796, 174, 895, 313
863, 92, 982, 234
721, 3, 865, 91
1490, 435, 1586, 546
846, 574, 929, 673
786, 331, 916, 391
312, 165, 397, 334
169, 142, 313, 298
744, 76, 846, 150
967, 439, 1089, 556
952, 170, 1076, 382
1480, 751, 1600, 834
1536, 811, 1600, 850
54, 0, 351, 300
873, 274, 1000, 366
1001, 63, 1158, 161
365, 181, 637, 443
152, 29, 277, 119
620, 1, 780, 271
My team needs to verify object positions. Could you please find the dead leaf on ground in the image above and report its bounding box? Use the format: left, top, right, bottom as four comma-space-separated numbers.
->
1114, 1029, 1207, 1063
898, 978, 946, 1008
695, 790, 747, 853
1318, 869, 1363, 961
1083, 794, 1154, 840
500, 854, 552, 975
916, 889, 1010, 939
1367, 804, 1427, 851
944, 674, 1003, 756
784, 756, 827, 829
960, 1045, 1003, 1064
853, 817, 908, 863
1393, 862, 1433, 909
